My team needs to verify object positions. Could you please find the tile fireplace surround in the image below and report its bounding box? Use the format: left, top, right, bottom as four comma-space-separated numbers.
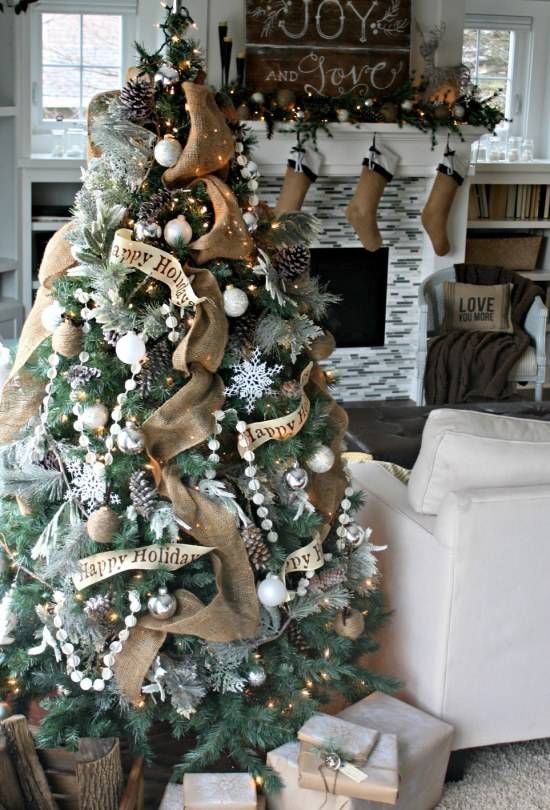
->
251, 123, 482, 401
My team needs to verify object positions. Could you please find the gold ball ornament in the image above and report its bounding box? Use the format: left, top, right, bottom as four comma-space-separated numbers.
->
380, 102, 398, 122
334, 608, 365, 640
52, 321, 83, 358
86, 506, 120, 544
276, 88, 296, 109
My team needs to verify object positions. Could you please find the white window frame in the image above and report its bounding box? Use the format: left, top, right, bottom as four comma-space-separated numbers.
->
464, 14, 533, 137
30, 1, 136, 136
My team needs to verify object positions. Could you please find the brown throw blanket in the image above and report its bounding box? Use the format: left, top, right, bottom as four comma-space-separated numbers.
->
425, 265, 544, 405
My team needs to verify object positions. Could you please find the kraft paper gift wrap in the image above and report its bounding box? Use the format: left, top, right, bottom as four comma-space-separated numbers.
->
183, 773, 257, 809
266, 742, 362, 810
339, 693, 454, 810
298, 713, 379, 761
298, 734, 399, 805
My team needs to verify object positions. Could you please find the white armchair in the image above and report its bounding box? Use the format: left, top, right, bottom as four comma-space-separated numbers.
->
350, 409, 550, 750
415, 267, 548, 405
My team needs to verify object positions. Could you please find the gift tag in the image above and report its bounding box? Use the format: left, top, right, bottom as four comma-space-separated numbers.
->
340, 762, 368, 783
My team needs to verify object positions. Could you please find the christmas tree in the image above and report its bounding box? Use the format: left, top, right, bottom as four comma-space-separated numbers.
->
0, 5, 393, 790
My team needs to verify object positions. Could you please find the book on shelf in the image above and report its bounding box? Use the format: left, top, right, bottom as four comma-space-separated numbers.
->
469, 183, 550, 222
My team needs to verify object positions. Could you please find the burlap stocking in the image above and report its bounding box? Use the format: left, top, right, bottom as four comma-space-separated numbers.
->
346, 137, 399, 252
275, 145, 323, 215
421, 145, 468, 256
163, 82, 234, 189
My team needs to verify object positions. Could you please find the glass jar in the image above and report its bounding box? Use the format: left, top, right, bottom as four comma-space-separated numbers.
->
507, 137, 522, 162
521, 138, 534, 162
65, 126, 86, 158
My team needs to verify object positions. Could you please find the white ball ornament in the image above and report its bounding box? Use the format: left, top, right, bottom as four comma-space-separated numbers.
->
306, 445, 335, 474
246, 161, 258, 176
401, 99, 414, 111
116, 332, 146, 365
257, 575, 287, 607
243, 211, 258, 232
223, 286, 249, 317
81, 403, 109, 430
41, 301, 64, 332
251, 91, 265, 105
336, 108, 350, 123
453, 103, 466, 119
154, 134, 183, 168
163, 215, 193, 246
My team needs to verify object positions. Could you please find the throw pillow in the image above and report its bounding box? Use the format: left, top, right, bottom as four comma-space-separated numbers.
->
378, 461, 411, 484
442, 281, 513, 333
408, 408, 550, 515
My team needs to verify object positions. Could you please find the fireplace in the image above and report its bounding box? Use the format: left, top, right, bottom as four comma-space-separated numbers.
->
252, 122, 481, 401
311, 247, 388, 348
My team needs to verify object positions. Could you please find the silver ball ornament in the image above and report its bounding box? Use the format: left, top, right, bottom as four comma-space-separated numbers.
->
251, 91, 265, 105
154, 64, 180, 86
223, 287, 249, 317
306, 445, 335, 474
257, 575, 287, 607
154, 135, 183, 168
116, 422, 145, 455
0, 701, 13, 720
134, 220, 162, 241
246, 161, 259, 177
81, 403, 109, 430
163, 215, 193, 247
453, 103, 466, 119
147, 587, 177, 620
364, 98, 374, 108
336, 108, 350, 123
323, 752, 342, 771
401, 99, 414, 111
243, 211, 258, 232
283, 464, 309, 491
116, 331, 146, 365
247, 665, 267, 687
345, 523, 365, 549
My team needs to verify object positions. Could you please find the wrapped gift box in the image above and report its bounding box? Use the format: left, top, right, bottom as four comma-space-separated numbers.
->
298, 732, 399, 804
183, 773, 257, 810
339, 692, 454, 810
267, 742, 362, 810
298, 713, 379, 761
159, 782, 266, 810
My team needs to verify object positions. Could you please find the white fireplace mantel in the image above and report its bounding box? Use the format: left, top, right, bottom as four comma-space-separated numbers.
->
247, 122, 484, 178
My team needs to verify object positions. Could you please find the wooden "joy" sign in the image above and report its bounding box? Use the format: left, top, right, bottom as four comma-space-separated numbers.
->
246, 0, 411, 97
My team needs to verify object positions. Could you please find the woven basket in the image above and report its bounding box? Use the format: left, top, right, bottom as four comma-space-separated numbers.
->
465, 235, 543, 270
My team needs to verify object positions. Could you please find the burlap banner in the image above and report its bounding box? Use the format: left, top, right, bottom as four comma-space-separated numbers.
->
238, 363, 313, 458
73, 542, 213, 590
110, 229, 203, 308
282, 532, 324, 579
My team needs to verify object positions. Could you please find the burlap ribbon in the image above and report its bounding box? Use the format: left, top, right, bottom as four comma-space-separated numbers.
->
0, 223, 76, 443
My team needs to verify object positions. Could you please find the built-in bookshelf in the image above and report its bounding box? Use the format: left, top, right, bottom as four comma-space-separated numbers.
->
469, 183, 550, 222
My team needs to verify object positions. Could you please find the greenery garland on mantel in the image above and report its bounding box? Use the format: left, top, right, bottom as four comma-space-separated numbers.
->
219, 78, 505, 149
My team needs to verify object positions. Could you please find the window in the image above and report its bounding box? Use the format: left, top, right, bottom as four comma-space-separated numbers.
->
462, 15, 532, 135
41, 13, 123, 122
30, 2, 136, 133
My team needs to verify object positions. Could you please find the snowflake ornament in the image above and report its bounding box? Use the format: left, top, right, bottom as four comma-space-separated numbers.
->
225, 347, 283, 413
65, 458, 107, 510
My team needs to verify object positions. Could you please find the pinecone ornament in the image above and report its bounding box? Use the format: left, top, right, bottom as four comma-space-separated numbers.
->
231, 312, 257, 355
118, 77, 155, 124
287, 620, 310, 653
308, 567, 347, 593
273, 245, 311, 280
137, 188, 174, 224
137, 340, 173, 396
83, 593, 112, 619
129, 470, 158, 518
242, 524, 270, 571
103, 330, 119, 348
64, 364, 101, 389
40, 450, 60, 472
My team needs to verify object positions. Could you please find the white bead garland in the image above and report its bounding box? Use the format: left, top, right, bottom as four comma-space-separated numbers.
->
53, 590, 141, 691
335, 484, 355, 551
204, 410, 225, 480
235, 141, 261, 211
236, 420, 278, 543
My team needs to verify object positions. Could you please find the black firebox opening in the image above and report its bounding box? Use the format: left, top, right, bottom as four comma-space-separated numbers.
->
310, 247, 388, 348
